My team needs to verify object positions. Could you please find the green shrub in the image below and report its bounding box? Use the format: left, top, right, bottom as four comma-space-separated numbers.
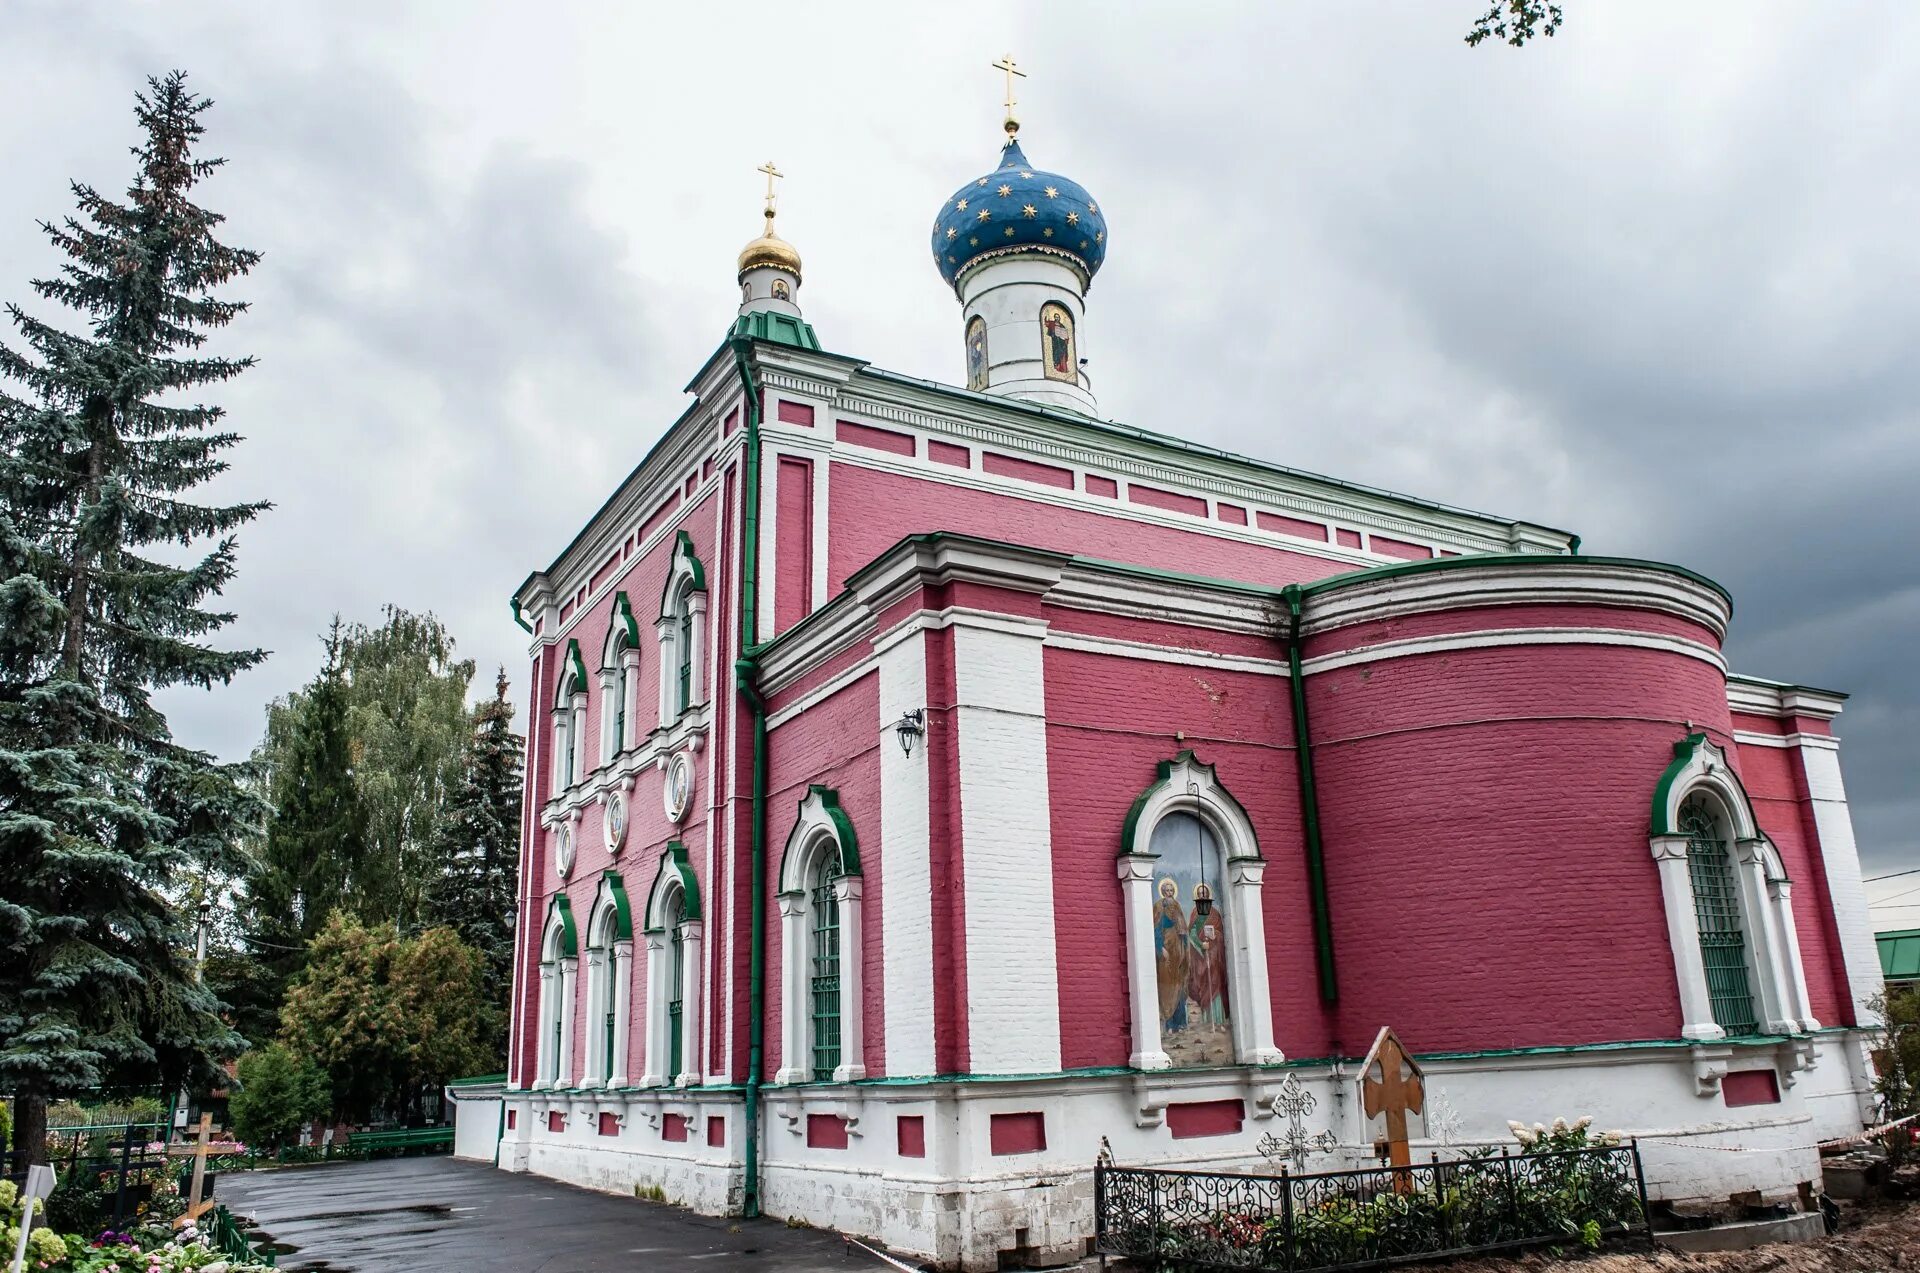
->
230, 1044, 331, 1153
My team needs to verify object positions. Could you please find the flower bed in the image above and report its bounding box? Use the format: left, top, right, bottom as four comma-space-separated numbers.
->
3, 1180, 271, 1271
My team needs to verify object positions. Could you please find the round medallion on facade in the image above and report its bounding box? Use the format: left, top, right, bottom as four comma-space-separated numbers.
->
603, 789, 627, 856
553, 822, 575, 878
663, 750, 695, 823
930, 139, 1107, 295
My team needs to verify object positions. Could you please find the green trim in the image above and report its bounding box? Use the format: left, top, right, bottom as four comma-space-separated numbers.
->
448, 1072, 509, 1087
1118, 750, 1259, 860
731, 309, 821, 350
611, 592, 640, 648
598, 869, 633, 943
1649, 732, 1761, 837
545, 894, 578, 959
780, 785, 863, 888
1879, 928, 1920, 980
642, 842, 701, 931
563, 639, 588, 696
1283, 586, 1339, 1005
660, 530, 708, 618
511, 598, 532, 634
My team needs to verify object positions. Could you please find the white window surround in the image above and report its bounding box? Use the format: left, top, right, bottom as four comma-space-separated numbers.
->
656, 531, 709, 728
1648, 734, 1818, 1049
551, 639, 589, 796
774, 786, 865, 1085
599, 593, 642, 760
1117, 750, 1282, 1071
533, 896, 577, 1091
582, 872, 635, 1089
640, 841, 703, 1087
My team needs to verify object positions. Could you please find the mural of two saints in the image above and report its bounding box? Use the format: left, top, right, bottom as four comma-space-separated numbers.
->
1150, 811, 1232, 1065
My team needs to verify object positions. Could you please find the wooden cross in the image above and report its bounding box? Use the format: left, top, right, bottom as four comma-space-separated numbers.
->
186, 1113, 213, 1218
991, 54, 1026, 135
1359, 1026, 1425, 1175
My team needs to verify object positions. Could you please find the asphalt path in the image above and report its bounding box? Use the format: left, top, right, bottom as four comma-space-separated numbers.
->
218, 1155, 885, 1272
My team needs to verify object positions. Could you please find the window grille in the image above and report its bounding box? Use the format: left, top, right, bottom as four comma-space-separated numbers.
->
602, 959, 616, 1082
1682, 798, 1757, 1036
810, 859, 842, 1081
614, 652, 629, 751
676, 595, 694, 713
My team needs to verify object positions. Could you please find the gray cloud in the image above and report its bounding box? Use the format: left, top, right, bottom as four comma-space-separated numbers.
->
2, 3, 1912, 914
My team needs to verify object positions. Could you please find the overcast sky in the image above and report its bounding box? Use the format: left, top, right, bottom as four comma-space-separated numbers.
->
3, 3, 1915, 918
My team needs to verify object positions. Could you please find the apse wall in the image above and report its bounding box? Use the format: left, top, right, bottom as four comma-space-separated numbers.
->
1295, 560, 1737, 1057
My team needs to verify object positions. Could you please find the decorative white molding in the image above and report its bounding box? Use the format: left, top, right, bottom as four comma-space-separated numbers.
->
1299, 562, 1731, 643
1725, 675, 1848, 721
1301, 626, 1726, 677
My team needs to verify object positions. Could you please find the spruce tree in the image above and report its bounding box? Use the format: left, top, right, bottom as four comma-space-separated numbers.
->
426, 669, 524, 1029
243, 623, 368, 1004
0, 71, 263, 1169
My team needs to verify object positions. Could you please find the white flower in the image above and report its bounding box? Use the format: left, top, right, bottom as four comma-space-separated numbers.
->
1552, 1116, 1568, 1133
1513, 1127, 1536, 1146
1533, 1122, 1547, 1136
1574, 1115, 1593, 1131
1507, 1120, 1527, 1134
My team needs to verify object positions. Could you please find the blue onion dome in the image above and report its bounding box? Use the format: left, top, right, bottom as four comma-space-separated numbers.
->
931, 139, 1107, 295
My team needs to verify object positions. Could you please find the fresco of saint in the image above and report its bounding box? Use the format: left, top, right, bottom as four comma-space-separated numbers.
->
1148, 811, 1232, 1066
966, 316, 988, 391
1040, 302, 1075, 381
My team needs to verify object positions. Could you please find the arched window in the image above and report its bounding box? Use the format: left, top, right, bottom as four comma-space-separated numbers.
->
534, 896, 577, 1090
552, 639, 588, 794
640, 843, 703, 1087
1649, 733, 1819, 1063
600, 594, 641, 759
583, 872, 633, 1089
776, 786, 864, 1084
1117, 751, 1281, 1071
655, 532, 708, 727
1681, 795, 1757, 1037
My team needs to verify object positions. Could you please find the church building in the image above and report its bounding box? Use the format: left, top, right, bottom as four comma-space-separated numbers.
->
487, 71, 1883, 1271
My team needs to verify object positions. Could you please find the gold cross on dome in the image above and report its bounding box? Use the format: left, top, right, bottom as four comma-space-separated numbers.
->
756, 160, 784, 229
992, 54, 1026, 138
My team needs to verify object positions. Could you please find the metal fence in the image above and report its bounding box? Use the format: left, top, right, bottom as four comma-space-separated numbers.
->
1094, 1144, 1651, 1271
209, 1203, 277, 1267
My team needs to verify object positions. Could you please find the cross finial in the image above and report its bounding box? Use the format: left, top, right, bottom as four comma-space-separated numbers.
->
756, 160, 783, 231
991, 54, 1026, 143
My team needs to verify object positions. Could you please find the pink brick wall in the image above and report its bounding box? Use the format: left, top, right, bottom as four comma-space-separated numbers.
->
776, 457, 812, 636
827, 465, 1350, 599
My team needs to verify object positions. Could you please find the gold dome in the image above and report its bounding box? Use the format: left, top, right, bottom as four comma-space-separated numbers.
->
738, 211, 802, 281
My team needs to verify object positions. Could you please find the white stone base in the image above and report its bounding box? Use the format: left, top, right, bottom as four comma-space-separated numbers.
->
497, 1031, 1874, 1272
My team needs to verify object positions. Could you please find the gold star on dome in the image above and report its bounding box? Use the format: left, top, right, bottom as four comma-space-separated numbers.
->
1079, 239, 1088, 249
1021, 203, 1037, 218
946, 228, 957, 239
1088, 202, 1098, 213
1065, 211, 1079, 226
1095, 230, 1104, 242
1020, 170, 1033, 178
977, 208, 991, 222
1004, 226, 1015, 237
969, 236, 979, 246
977, 178, 988, 186
997, 184, 1012, 196
1044, 186, 1059, 198
1042, 227, 1053, 237
956, 198, 969, 211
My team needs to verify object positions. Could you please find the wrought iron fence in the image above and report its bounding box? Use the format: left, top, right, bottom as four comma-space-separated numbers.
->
209, 1203, 278, 1267
1095, 1144, 1651, 1271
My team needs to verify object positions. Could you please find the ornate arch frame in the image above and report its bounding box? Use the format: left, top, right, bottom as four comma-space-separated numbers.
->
599, 592, 642, 758
1648, 733, 1818, 1061
552, 638, 590, 794
655, 531, 710, 724
534, 894, 578, 1090
639, 842, 702, 1086
582, 871, 635, 1088
1117, 751, 1281, 1071
774, 786, 866, 1084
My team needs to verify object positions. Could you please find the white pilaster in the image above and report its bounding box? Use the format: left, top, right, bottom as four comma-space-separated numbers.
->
640, 933, 668, 1086
1735, 838, 1797, 1036
676, 920, 704, 1085
532, 963, 556, 1090
1798, 739, 1883, 1025
1117, 854, 1170, 1071
954, 618, 1061, 1074
775, 893, 809, 1085
581, 948, 608, 1088
688, 592, 709, 707
877, 626, 935, 1076
834, 875, 867, 1082
1227, 857, 1283, 1065
611, 941, 633, 1086
1769, 880, 1819, 1032
1651, 835, 1724, 1042
557, 956, 578, 1087
654, 616, 675, 728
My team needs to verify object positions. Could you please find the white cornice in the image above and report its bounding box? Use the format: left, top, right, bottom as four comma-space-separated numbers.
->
1726, 675, 1847, 721
1300, 626, 1727, 677
1299, 562, 1731, 642
1048, 563, 1278, 636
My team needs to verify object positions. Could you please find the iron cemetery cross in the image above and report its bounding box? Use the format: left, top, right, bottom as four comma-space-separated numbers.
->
1359, 1026, 1425, 1172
